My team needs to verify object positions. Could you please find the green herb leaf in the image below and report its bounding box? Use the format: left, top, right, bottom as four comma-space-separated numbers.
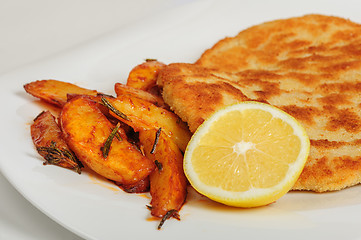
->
101, 97, 131, 121
101, 122, 121, 159
157, 209, 180, 230
36, 141, 82, 174
154, 160, 163, 172
150, 128, 162, 154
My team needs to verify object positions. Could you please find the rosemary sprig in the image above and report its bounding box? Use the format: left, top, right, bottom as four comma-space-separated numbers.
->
101, 122, 121, 159
150, 128, 162, 154
62, 148, 83, 168
157, 209, 180, 230
36, 141, 82, 174
146, 206, 180, 230
154, 160, 163, 172
101, 97, 131, 121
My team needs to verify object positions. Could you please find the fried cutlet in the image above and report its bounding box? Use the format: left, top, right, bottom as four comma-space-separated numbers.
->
196, 14, 361, 74
157, 14, 361, 192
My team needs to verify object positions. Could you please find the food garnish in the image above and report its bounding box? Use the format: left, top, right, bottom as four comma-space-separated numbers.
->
101, 122, 122, 159
150, 127, 162, 154
100, 96, 130, 121
157, 209, 180, 230
37, 141, 82, 174
184, 101, 310, 207
154, 160, 163, 172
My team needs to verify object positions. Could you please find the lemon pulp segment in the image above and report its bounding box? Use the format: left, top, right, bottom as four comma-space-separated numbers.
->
184, 102, 310, 207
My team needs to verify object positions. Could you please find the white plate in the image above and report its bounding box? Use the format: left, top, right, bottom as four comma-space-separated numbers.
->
2, 0, 361, 239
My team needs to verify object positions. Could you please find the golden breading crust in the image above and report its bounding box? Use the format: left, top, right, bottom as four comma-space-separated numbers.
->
157, 14, 361, 192
157, 64, 250, 132
196, 14, 361, 74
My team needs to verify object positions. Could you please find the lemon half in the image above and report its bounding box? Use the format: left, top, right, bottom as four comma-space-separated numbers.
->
184, 101, 310, 207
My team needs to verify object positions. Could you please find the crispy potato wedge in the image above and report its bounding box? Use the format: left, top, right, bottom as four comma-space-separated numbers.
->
126, 60, 166, 93
114, 83, 168, 109
139, 129, 187, 218
67, 93, 120, 120
60, 95, 155, 184
31, 111, 82, 173
115, 177, 150, 193
24, 79, 97, 107
102, 95, 191, 152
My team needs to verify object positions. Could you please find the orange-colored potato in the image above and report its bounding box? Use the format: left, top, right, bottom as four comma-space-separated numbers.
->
114, 83, 168, 109
126, 60, 166, 92
24, 79, 97, 107
139, 129, 187, 218
115, 177, 150, 193
60, 95, 155, 185
31, 111, 82, 173
102, 95, 191, 152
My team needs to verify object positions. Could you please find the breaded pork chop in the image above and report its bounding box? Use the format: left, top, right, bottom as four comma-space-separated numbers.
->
157, 14, 361, 192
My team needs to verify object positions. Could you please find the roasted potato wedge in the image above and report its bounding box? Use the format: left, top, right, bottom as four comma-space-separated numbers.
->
60, 95, 155, 184
31, 111, 82, 173
67, 93, 122, 121
24, 79, 97, 107
114, 83, 167, 109
139, 129, 187, 218
102, 95, 191, 152
126, 60, 165, 93
115, 177, 150, 193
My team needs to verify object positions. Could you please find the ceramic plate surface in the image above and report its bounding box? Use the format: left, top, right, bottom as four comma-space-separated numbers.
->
1, 0, 361, 239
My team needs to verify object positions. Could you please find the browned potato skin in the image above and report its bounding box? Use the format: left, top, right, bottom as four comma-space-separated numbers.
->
126, 60, 166, 92
115, 177, 150, 193
60, 95, 155, 185
67, 93, 122, 121
139, 129, 187, 218
104, 96, 191, 152
24, 79, 97, 107
31, 111, 82, 173
114, 83, 168, 109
